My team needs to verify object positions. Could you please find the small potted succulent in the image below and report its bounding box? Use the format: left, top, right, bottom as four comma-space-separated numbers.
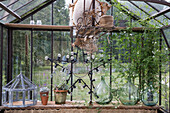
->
40, 87, 49, 105
54, 83, 69, 104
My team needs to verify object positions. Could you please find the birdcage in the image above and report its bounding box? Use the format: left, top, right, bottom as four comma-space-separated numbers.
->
2, 73, 37, 107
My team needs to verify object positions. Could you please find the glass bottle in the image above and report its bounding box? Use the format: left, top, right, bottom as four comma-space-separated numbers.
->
94, 76, 113, 105
119, 81, 138, 105
142, 85, 158, 106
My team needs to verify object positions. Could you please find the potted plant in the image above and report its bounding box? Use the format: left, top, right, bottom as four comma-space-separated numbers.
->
54, 83, 69, 104
40, 87, 49, 105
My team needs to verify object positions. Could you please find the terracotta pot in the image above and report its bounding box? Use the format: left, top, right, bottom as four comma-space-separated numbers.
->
41, 95, 49, 105
54, 90, 68, 104
40, 92, 49, 105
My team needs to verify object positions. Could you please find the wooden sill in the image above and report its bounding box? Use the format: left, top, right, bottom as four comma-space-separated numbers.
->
0, 101, 160, 110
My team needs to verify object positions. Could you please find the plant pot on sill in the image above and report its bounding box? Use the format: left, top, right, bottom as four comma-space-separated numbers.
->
40, 92, 49, 105
54, 90, 68, 104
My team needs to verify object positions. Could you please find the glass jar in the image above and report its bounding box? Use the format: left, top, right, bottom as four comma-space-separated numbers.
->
119, 81, 138, 105
94, 76, 113, 105
142, 85, 158, 106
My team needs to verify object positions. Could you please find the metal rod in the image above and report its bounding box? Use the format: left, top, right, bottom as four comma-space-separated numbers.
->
50, 2, 54, 101
30, 15, 33, 82
110, 33, 112, 90
90, 55, 93, 105
70, 27, 73, 101
30, 15, 33, 99
159, 33, 162, 105
0, 25, 3, 106
7, 28, 12, 83
169, 52, 170, 113
92, 0, 95, 26
84, 0, 86, 26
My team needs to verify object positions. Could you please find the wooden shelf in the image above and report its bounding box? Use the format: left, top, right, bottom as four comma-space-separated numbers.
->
75, 26, 148, 39
0, 101, 160, 110
4, 23, 151, 32
4, 23, 71, 31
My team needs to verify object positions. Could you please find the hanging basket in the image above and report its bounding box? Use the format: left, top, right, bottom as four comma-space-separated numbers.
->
99, 15, 114, 27
72, 37, 98, 53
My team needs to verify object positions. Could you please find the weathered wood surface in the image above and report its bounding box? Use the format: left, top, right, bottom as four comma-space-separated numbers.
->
0, 101, 160, 110
3, 109, 157, 113
4, 23, 151, 32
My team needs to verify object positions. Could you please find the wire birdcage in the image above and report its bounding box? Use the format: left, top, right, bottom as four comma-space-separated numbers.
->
2, 73, 37, 107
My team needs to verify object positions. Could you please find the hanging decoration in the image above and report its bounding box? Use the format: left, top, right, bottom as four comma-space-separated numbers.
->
69, 0, 111, 27
69, 0, 113, 53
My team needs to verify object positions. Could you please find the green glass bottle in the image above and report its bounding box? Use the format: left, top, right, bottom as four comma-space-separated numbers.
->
119, 81, 138, 105
94, 76, 113, 105
142, 85, 158, 106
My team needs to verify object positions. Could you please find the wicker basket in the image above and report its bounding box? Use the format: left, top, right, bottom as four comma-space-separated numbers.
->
99, 15, 114, 27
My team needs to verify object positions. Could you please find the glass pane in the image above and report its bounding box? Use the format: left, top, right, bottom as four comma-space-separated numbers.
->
148, 19, 162, 27
33, 31, 51, 101
148, 3, 170, 20
0, 0, 47, 23
119, 1, 148, 18
33, 5, 52, 25
156, 15, 170, 26
19, 17, 31, 24
165, 12, 170, 18
131, 1, 157, 15
12, 30, 31, 78
53, 0, 69, 25
3, 27, 8, 86
53, 31, 71, 101
149, 2, 168, 11
163, 27, 170, 47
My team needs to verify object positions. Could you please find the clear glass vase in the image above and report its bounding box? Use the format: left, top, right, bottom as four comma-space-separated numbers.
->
119, 81, 138, 105
94, 76, 113, 105
142, 85, 158, 106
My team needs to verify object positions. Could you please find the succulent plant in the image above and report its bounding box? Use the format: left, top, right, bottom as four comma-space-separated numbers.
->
40, 87, 49, 92
42, 94, 47, 96
54, 83, 68, 90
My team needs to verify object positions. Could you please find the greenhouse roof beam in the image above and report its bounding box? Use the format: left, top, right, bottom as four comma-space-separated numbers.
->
128, 0, 165, 26
0, 2, 21, 20
144, 1, 170, 20
143, 7, 170, 22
